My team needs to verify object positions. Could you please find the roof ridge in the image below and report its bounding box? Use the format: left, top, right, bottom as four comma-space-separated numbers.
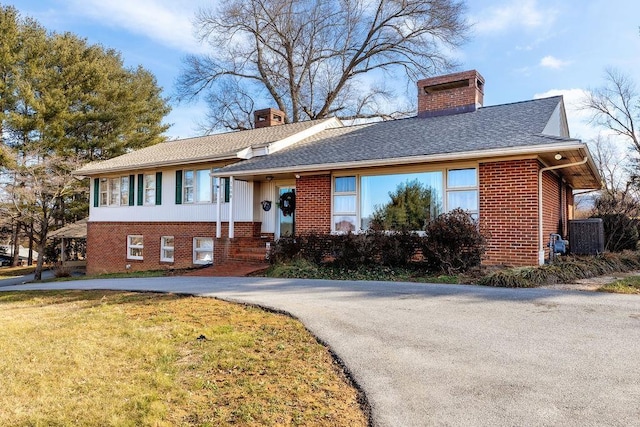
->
165, 117, 333, 143
478, 95, 562, 111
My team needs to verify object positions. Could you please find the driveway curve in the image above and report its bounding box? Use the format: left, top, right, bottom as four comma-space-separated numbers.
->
3, 277, 640, 426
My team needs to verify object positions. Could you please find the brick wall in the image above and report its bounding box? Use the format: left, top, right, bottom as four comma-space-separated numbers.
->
87, 221, 259, 274
295, 174, 332, 234
479, 159, 539, 266
479, 159, 573, 266
542, 170, 562, 244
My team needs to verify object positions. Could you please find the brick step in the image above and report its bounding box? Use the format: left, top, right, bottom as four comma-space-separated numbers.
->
234, 240, 271, 248
232, 247, 268, 254
229, 252, 269, 262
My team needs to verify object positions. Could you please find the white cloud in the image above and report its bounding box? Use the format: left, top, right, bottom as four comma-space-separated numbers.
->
66, 0, 210, 54
540, 55, 571, 70
472, 0, 557, 34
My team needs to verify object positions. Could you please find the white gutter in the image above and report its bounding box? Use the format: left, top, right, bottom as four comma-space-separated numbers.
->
538, 157, 588, 265
213, 141, 590, 178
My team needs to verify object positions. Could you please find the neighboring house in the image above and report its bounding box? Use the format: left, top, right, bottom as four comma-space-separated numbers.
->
0, 245, 39, 266
75, 70, 601, 274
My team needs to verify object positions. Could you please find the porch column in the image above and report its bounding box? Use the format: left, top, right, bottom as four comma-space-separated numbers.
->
216, 177, 222, 238
228, 176, 234, 239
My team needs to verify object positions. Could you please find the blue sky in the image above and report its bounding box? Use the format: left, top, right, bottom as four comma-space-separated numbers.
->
7, 0, 640, 142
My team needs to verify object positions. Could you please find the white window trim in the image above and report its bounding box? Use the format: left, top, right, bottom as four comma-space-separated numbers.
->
331, 165, 480, 232
127, 235, 144, 260
143, 173, 156, 206
160, 236, 174, 262
183, 168, 217, 204
99, 176, 130, 207
445, 167, 479, 217
99, 178, 108, 207
193, 237, 214, 265
332, 175, 358, 234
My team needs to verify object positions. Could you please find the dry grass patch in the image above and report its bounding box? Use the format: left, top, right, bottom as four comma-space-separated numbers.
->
598, 275, 640, 294
0, 290, 367, 426
0, 265, 36, 277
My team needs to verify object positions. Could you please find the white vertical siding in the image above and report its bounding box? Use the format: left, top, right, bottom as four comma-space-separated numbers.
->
258, 180, 277, 233
89, 168, 254, 223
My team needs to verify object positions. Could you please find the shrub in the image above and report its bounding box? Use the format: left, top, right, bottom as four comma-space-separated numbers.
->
420, 209, 486, 273
53, 263, 73, 278
595, 213, 640, 252
268, 210, 487, 274
478, 252, 640, 287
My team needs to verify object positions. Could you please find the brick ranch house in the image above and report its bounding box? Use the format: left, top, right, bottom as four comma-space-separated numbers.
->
75, 70, 601, 274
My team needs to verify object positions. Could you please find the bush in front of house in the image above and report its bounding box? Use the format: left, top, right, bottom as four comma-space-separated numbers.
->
420, 208, 487, 273
269, 210, 485, 273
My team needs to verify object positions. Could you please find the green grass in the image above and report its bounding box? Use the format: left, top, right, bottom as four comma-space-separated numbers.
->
598, 276, 640, 294
0, 290, 368, 426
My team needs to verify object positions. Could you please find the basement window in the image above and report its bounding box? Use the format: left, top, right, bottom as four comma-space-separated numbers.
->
193, 237, 213, 265
160, 236, 174, 262
127, 235, 144, 260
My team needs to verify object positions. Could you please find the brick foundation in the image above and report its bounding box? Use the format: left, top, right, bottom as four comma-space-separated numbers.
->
86, 221, 264, 275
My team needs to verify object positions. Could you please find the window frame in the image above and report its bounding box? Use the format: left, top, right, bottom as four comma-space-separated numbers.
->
98, 176, 130, 207
99, 178, 108, 206
445, 167, 479, 218
182, 168, 217, 204
160, 236, 175, 263
331, 165, 479, 233
332, 176, 358, 233
193, 237, 214, 265
127, 235, 144, 260
143, 173, 156, 205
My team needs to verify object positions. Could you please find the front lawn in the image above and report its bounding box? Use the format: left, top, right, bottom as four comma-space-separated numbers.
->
598, 276, 640, 294
0, 290, 368, 426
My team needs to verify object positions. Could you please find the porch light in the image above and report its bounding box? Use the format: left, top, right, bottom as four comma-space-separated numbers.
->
554, 153, 563, 160
266, 175, 274, 181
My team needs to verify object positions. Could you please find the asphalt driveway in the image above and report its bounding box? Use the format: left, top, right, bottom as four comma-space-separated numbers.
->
2, 277, 640, 426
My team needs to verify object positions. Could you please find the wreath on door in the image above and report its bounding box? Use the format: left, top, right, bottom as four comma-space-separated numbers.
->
279, 190, 296, 216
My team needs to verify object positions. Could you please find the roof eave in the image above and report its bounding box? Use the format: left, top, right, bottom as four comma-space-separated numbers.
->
213, 140, 590, 177
72, 152, 240, 177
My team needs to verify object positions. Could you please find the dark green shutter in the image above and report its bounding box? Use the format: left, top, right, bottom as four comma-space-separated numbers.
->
224, 178, 230, 203
93, 178, 99, 207
155, 172, 162, 205
175, 170, 182, 205
128, 175, 135, 206
137, 174, 143, 205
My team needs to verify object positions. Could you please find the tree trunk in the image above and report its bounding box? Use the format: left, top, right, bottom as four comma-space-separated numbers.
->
28, 221, 34, 266
34, 238, 46, 281
10, 220, 21, 266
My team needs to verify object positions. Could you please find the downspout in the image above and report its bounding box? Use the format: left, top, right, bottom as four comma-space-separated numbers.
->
538, 157, 588, 264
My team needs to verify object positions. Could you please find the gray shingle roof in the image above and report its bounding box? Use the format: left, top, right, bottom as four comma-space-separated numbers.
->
218, 96, 576, 174
75, 118, 333, 175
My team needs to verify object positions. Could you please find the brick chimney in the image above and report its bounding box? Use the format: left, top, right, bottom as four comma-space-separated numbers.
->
254, 108, 286, 129
417, 70, 485, 118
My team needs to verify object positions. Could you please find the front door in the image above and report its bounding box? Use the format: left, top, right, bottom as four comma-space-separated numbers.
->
277, 186, 295, 238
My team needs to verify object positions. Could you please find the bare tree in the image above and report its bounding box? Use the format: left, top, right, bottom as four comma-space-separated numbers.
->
3, 152, 82, 279
584, 68, 639, 155
584, 69, 640, 251
178, 0, 468, 130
